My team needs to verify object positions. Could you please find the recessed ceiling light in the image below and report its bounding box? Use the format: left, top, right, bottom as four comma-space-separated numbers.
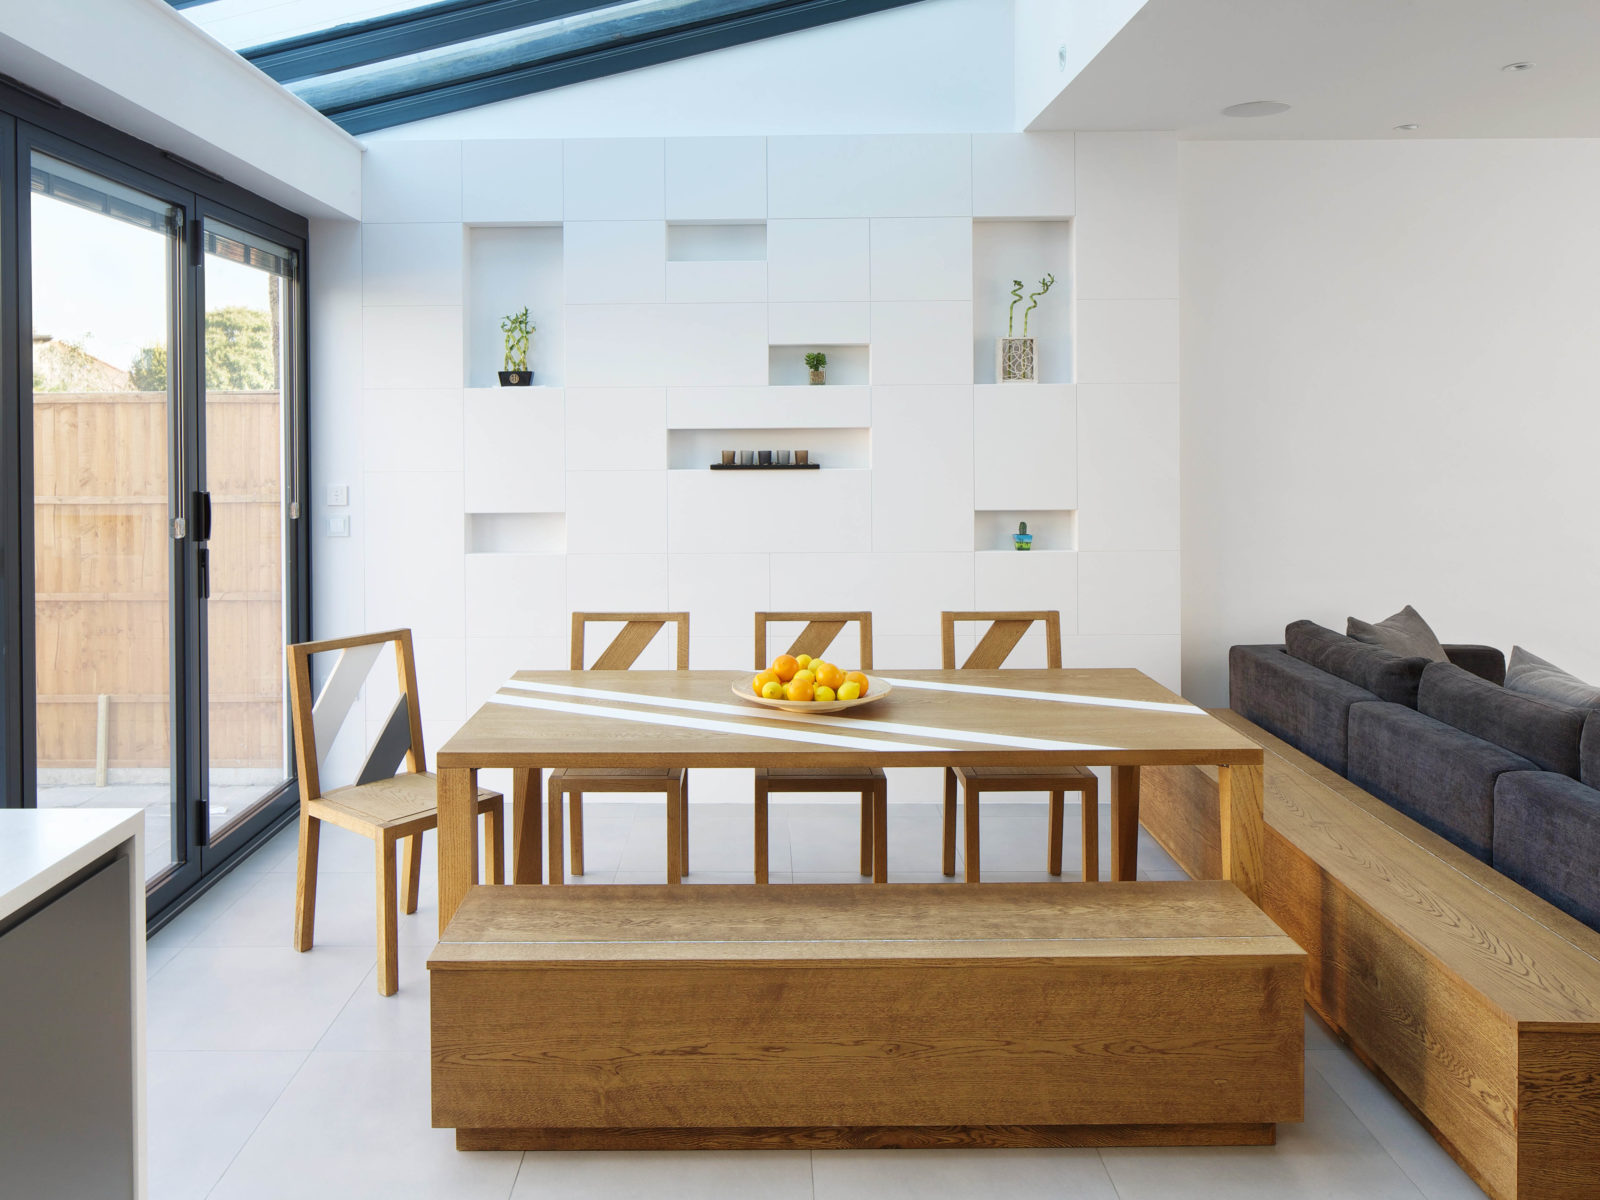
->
1501, 61, 1535, 72
1221, 100, 1291, 118
1393, 123, 1419, 131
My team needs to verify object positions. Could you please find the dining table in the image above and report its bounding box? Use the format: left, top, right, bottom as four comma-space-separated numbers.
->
432, 666, 1266, 932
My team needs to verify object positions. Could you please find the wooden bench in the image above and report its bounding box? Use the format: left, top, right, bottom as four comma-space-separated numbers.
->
1140, 709, 1600, 1200
430, 881, 1305, 1150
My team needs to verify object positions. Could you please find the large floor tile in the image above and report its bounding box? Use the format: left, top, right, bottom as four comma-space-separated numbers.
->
192, 868, 442, 950
209, 1051, 522, 1200
146, 1050, 307, 1200
147, 945, 374, 1052
317, 957, 434, 1052
512, 1149, 812, 1199
813, 1147, 1119, 1199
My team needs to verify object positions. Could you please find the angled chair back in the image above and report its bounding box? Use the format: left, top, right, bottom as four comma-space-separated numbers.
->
571, 612, 690, 671
940, 610, 1062, 670
286, 629, 425, 804
753, 611, 873, 670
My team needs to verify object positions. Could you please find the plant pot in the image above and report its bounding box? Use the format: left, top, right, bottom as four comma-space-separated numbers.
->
808, 369, 825, 386
997, 337, 1037, 383
498, 370, 533, 387
1013, 533, 1034, 551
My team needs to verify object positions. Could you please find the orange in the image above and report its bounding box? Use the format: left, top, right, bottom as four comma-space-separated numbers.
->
814, 662, 845, 690
753, 669, 779, 695
772, 654, 799, 682
844, 671, 869, 696
785, 678, 814, 702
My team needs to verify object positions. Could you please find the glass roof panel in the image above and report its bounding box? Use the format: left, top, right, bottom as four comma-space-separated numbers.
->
181, 0, 439, 53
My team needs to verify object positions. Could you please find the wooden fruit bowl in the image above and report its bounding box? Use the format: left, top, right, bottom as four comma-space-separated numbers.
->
731, 676, 893, 714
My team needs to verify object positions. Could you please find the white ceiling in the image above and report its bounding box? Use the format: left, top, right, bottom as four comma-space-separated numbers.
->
1029, 0, 1600, 138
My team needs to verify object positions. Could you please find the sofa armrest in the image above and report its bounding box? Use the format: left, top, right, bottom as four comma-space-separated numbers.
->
1445, 644, 1506, 686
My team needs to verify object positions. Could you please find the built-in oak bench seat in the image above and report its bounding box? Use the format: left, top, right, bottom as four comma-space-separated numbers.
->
1141, 709, 1600, 1200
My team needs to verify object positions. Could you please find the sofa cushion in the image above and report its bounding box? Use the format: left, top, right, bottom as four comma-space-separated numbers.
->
1285, 620, 1427, 708
1505, 646, 1600, 709
1493, 770, 1600, 931
1347, 605, 1448, 662
1229, 644, 1378, 775
1584, 711, 1600, 791
1347, 701, 1537, 862
1418, 661, 1585, 778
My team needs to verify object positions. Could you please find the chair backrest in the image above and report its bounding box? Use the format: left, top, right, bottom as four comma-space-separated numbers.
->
571, 612, 690, 671
940, 611, 1062, 670
286, 629, 425, 804
753, 611, 873, 671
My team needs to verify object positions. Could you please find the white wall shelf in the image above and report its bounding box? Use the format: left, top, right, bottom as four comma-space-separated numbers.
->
465, 512, 566, 555
465, 225, 564, 387
972, 220, 1072, 385
667, 427, 869, 470
666, 221, 767, 261
667, 385, 869, 428
974, 509, 1076, 552
768, 344, 868, 386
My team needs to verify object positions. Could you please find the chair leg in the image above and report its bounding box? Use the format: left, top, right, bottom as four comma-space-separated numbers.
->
547, 776, 565, 886
1048, 791, 1064, 877
485, 803, 505, 885
754, 778, 770, 885
964, 784, 982, 884
872, 782, 888, 884
859, 791, 873, 877
293, 810, 321, 952
679, 774, 690, 877
401, 832, 423, 916
666, 778, 684, 885
376, 832, 399, 997
570, 792, 585, 876
942, 768, 958, 877
1081, 778, 1100, 883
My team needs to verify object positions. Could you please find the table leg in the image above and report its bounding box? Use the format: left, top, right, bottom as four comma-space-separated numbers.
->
547, 775, 564, 886
437, 767, 480, 934
1111, 766, 1141, 882
1219, 761, 1266, 905
510, 768, 543, 885
872, 783, 888, 884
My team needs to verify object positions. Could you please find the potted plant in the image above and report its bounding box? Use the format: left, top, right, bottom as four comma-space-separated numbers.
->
805, 351, 827, 385
498, 308, 534, 386
1013, 520, 1033, 551
997, 274, 1054, 383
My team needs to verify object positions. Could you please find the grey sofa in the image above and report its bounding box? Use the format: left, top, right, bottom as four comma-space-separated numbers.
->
1230, 624, 1600, 931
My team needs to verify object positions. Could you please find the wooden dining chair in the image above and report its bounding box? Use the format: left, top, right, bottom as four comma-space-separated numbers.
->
549, 612, 690, 883
939, 611, 1098, 883
751, 611, 887, 883
287, 629, 504, 996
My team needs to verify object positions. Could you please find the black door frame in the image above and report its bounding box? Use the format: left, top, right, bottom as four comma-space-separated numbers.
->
0, 78, 311, 924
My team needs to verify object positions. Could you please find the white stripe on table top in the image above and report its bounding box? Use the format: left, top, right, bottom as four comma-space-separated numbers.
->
875, 675, 1204, 715
486, 692, 953, 754
498, 678, 1114, 753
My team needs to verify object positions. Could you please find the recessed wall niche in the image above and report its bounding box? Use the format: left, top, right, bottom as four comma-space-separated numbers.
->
666, 222, 766, 261
972, 220, 1072, 385
466, 225, 564, 387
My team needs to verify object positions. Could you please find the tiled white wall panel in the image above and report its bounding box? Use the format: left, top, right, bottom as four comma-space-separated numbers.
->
767, 302, 870, 346
870, 303, 973, 385
764, 552, 974, 641
668, 553, 773, 634
665, 386, 870, 429
462, 390, 565, 513
1074, 299, 1179, 384
1061, 635, 1182, 692
564, 222, 666, 303
973, 551, 1077, 621
870, 386, 974, 552
768, 135, 972, 218
868, 219, 972, 301
1077, 384, 1178, 551
563, 138, 665, 219
1073, 133, 1178, 301
665, 260, 766, 303
668, 470, 872, 554
973, 384, 1076, 511
565, 471, 668, 554
362, 141, 461, 222
362, 306, 463, 389
1077, 551, 1181, 637
464, 554, 567, 638
566, 304, 768, 387
565, 554, 670, 611
664, 137, 766, 220
971, 133, 1075, 218
466, 636, 570, 709
363, 471, 464, 637
362, 224, 463, 307
462, 139, 562, 222
361, 389, 462, 473
566, 388, 666, 469
767, 220, 870, 302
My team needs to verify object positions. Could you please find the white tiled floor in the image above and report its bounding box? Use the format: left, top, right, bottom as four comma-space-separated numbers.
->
146, 800, 1487, 1200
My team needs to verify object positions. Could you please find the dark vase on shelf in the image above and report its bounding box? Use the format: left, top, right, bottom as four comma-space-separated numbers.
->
498, 369, 533, 386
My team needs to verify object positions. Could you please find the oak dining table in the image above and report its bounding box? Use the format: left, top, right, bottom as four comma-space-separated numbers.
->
431, 667, 1266, 932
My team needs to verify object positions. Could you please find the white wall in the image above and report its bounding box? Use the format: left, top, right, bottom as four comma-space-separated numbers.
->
1180, 138, 1600, 706
367, 0, 1013, 140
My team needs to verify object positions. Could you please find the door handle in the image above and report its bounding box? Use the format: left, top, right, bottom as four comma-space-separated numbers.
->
192, 490, 212, 542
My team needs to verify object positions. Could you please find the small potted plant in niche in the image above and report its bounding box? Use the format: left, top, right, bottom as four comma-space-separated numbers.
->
499, 308, 534, 386
805, 351, 827, 385
1013, 520, 1033, 551
998, 274, 1054, 383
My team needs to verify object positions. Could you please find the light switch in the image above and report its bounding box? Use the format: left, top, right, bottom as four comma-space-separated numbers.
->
326, 484, 350, 507
326, 515, 350, 537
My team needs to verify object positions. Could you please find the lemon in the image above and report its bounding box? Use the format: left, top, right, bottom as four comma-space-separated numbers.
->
814, 684, 836, 702
761, 680, 786, 700
792, 668, 816, 687
836, 680, 861, 701
795, 654, 812, 669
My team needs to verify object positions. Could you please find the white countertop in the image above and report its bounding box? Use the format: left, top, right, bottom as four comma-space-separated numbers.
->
0, 809, 144, 921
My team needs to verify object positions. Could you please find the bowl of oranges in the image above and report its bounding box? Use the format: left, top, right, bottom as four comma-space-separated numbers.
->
736, 654, 890, 713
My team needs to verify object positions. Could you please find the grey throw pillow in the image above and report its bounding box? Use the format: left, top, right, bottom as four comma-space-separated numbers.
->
1347, 605, 1448, 662
1505, 646, 1600, 709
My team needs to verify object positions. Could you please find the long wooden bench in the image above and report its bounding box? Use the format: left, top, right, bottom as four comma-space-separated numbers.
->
1141, 709, 1600, 1200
